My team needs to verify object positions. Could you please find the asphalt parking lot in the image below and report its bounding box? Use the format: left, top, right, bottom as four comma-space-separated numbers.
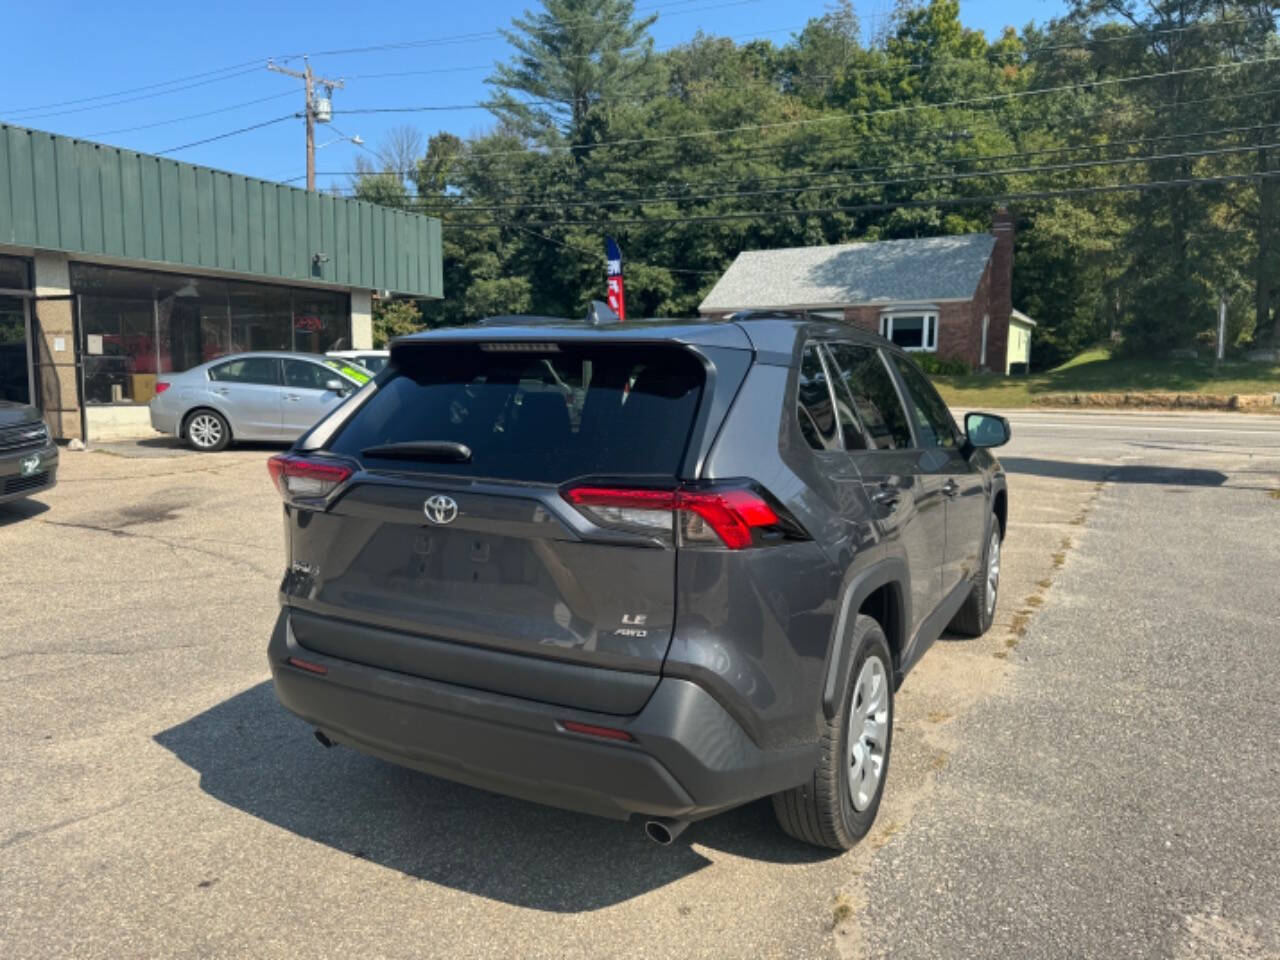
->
2, 412, 1278, 959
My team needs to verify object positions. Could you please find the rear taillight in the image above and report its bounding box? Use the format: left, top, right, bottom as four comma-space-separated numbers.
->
154, 381, 171, 394
563, 483, 799, 549
268, 454, 353, 502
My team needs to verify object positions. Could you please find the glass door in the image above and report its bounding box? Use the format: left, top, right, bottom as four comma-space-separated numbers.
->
0, 296, 33, 406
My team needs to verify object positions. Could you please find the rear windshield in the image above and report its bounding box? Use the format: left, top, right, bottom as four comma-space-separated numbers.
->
328, 343, 705, 483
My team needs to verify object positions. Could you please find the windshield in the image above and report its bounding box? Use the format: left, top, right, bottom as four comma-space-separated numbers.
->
327, 343, 705, 483
322, 359, 372, 385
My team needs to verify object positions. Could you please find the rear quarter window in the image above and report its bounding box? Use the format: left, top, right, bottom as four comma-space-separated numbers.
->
328, 343, 705, 483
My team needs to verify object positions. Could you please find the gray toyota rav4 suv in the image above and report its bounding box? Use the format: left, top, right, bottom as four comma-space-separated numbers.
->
267, 312, 1009, 849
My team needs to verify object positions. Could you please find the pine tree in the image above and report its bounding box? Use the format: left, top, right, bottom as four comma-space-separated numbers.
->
486, 0, 658, 146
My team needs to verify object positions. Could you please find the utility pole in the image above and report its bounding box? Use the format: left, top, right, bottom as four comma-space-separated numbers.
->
267, 57, 344, 191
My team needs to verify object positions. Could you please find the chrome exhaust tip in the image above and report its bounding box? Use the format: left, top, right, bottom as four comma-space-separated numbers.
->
644, 818, 688, 845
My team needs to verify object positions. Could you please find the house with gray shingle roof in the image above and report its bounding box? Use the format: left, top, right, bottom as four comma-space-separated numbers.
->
699, 211, 1026, 372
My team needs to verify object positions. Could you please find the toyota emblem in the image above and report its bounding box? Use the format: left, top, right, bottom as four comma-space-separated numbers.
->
424, 494, 459, 525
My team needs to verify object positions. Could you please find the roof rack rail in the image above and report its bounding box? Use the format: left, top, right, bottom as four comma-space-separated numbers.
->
472, 314, 573, 326
727, 308, 823, 322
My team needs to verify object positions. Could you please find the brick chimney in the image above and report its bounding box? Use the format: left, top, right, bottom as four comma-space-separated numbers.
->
986, 207, 1014, 373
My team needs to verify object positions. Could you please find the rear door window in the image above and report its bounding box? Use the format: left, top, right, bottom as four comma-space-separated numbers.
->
329, 343, 705, 483
826, 343, 913, 450
209, 357, 280, 385
797, 345, 839, 451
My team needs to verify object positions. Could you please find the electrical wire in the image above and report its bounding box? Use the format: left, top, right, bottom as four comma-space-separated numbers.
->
0, 60, 270, 116
400, 118, 1280, 204
155, 114, 297, 156
309, 54, 1280, 170
2, 66, 273, 124
314, 85, 1280, 193
381, 138, 1280, 214
305, 0, 760, 58
79, 91, 298, 138
436, 168, 1280, 229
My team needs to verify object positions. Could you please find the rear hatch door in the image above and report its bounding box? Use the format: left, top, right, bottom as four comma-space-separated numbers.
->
285, 337, 740, 713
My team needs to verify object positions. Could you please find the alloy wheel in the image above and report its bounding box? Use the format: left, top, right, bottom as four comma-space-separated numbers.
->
189, 414, 223, 449
986, 529, 1001, 617
847, 655, 889, 812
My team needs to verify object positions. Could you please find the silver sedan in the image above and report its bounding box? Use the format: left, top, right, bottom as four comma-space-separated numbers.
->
148, 352, 370, 452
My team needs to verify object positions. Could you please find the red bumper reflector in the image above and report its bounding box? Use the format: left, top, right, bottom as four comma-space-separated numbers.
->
154, 381, 171, 394
287, 656, 328, 675
560, 720, 634, 742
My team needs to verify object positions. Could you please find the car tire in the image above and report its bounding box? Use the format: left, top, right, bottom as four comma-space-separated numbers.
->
772, 614, 893, 851
948, 517, 1001, 637
184, 409, 231, 453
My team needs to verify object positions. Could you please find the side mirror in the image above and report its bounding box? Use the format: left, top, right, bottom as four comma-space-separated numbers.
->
325, 378, 350, 395
964, 411, 1011, 450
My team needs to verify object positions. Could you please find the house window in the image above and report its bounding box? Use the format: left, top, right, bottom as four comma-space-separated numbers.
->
879, 312, 938, 352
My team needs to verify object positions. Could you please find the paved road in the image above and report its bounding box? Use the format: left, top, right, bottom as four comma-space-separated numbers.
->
856, 411, 1280, 960
1, 412, 1278, 959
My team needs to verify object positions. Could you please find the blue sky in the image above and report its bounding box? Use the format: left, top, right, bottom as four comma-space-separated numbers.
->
2, 0, 1067, 191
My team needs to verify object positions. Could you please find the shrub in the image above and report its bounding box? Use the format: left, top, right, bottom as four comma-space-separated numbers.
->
914, 354, 971, 376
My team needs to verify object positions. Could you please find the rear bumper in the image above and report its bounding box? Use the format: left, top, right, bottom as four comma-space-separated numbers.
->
148, 402, 180, 436
268, 609, 815, 821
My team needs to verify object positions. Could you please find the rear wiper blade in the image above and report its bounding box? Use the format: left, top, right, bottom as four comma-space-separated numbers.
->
361, 441, 473, 463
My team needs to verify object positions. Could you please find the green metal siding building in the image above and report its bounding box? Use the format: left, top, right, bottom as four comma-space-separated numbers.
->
0, 123, 442, 441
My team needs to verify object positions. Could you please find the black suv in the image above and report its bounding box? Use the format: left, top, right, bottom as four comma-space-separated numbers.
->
267, 313, 1009, 850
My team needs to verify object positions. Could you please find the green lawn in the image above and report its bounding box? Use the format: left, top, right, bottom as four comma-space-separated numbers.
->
932, 345, 1280, 409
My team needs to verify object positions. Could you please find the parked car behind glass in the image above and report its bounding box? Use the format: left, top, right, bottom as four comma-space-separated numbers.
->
149, 352, 369, 452
0, 401, 57, 505
327, 349, 389, 374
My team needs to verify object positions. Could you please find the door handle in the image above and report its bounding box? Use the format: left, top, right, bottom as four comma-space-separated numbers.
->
942, 479, 960, 498
283, 394, 302, 401
870, 483, 900, 509
212, 387, 229, 396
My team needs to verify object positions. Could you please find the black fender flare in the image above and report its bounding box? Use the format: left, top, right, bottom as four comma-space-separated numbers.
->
820, 556, 911, 719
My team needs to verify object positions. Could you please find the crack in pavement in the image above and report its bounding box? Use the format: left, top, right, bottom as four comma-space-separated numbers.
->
34, 518, 276, 579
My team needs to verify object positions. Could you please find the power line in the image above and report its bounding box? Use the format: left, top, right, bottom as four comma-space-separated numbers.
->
318, 54, 1280, 166
329, 117, 1280, 205
0, 60, 268, 116
437, 169, 1280, 229
329, 21, 817, 95
320, 15, 1280, 112
155, 114, 297, 156
462, 116, 1280, 201
0, 0, 738, 118
511, 223, 720, 274
2, 66, 273, 124
315, 85, 1280, 193
305, 0, 760, 58
80, 91, 297, 137
388, 138, 1280, 214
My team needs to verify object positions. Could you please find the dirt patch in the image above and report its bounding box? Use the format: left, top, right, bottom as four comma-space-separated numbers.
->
1030, 391, 1280, 412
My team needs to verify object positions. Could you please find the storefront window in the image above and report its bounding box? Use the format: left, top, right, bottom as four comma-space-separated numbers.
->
0, 255, 29, 291
230, 283, 292, 353
292, 292, 348, 355
156, 276, 230, 375
79, 296, 156, 404
70, 263, 350, 404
